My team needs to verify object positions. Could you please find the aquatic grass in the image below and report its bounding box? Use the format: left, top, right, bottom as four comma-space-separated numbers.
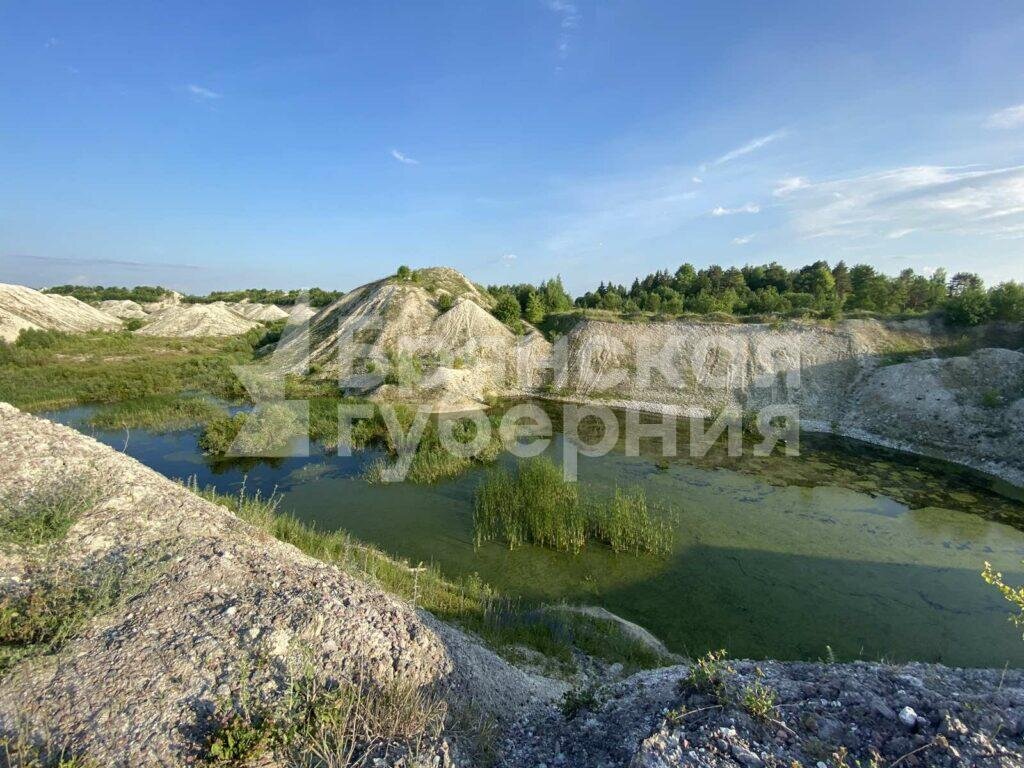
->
473, 456, 676, 556
88, 395, 227, 432
199, 403, 305, 457
587, 487, 676, 557
191, 479, 672, 673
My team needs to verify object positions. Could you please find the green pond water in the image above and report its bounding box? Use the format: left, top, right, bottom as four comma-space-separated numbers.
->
48, 401, 1024, 668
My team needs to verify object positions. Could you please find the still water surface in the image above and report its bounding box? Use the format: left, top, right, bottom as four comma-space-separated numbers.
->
46, 402, 1024, 667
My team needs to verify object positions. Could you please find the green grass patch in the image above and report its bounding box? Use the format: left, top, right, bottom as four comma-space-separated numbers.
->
473, 456, 677, 555
203, 659, 445, 767
0, 328, 276, 412
0, 478, 99, 547
88, 395, 227, 432
193, 480, 672, 674
0, 562, 140, 674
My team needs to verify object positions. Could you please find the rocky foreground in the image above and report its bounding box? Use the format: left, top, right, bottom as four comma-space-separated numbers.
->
1, 403, 1022, 767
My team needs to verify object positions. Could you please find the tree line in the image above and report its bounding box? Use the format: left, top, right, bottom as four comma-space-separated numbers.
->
570, 262, 1024, 326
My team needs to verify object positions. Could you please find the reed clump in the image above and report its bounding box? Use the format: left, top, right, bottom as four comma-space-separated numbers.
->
473, 457, 676, 556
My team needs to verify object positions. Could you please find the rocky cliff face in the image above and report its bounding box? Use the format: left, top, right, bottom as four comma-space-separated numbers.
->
554, 317, 1024, 484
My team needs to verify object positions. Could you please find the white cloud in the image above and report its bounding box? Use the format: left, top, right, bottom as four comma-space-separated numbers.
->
546, 0, 580, 59
502, 253, 517, 261
984, 104, 1024, 130
773, 176, 809, 197
887, 228, 916, 239
390, 149, 419, 165
713, 130, 786, 166
732, 235, 754, 245
45, 36, 59, 48
691, 176, 703, 184
187, 84, 221, 99
712, 203, 760, 216
777, 164, 1024, 244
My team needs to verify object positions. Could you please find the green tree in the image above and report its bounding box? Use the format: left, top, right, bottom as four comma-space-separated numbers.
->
396, 265, 412, 281
492, 292, 523, 332
831, 261, 852, 303
524, 292, 546, 324
989, 282, 1024, 321
945, 288, 992, 326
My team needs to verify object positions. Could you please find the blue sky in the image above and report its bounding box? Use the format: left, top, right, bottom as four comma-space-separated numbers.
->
2, 1, 1024, 295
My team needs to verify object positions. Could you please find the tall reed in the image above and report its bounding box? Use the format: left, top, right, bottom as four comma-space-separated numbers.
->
473, 457, 676, 556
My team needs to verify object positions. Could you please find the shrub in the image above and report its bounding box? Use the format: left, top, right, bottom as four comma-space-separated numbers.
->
123, 318, 146, 331
437, 293, 455, 313
15, 328, 65, 349
491, 293, 524, 334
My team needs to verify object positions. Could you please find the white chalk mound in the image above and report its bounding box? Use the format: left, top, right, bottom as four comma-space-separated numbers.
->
135, 303, 260, 338
99, 299, 149, 320
0, 283, 120, 341
230, 301, 290, 322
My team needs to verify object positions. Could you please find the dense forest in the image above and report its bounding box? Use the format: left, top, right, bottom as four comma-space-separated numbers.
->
517, 262, 1022, 327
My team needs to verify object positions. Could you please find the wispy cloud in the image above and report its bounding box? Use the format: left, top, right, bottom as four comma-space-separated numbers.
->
501, 253, 518, 267
390, 148, 419, 165
11, 254, 202, 271
712, 130, 786, 167
544, 166, 703, 254
776, 164, 1024, 243
711, 203, 760, 216
187, 84, 221, 100
984, 104, 1024, 130
691, 176, 703, 184
546, 0, 580, 59
45, 36, 59, 49
732, 235, 754, 245
773, 176, 809, 197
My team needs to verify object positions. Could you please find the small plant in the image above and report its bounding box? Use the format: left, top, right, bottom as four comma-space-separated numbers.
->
396, 265, 412, 281
0, 478, 99, 547
437, 293, 455, 312
123, 318, 146, 331
681, 649, 732, 699
741, 675, 777, 721
561, 685, 599, 719
983, 561, 1024, 634
981, 388, 1002, 408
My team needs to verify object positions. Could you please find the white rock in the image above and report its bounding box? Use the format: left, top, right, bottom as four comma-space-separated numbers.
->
899, 706, 918, 728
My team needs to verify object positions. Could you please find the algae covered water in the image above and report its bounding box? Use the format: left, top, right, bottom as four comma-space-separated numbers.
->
47, 402, 1024, 667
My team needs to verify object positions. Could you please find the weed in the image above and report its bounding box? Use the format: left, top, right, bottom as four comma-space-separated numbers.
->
561, 685, 599, 719
981, 389, 1003, 408
983, 561, 1024, 635
681, 649, 733, 700
0, 478, 99, 547
740, 675, 777, 721
204, 660, 446, 767
0, 561, 143, 673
